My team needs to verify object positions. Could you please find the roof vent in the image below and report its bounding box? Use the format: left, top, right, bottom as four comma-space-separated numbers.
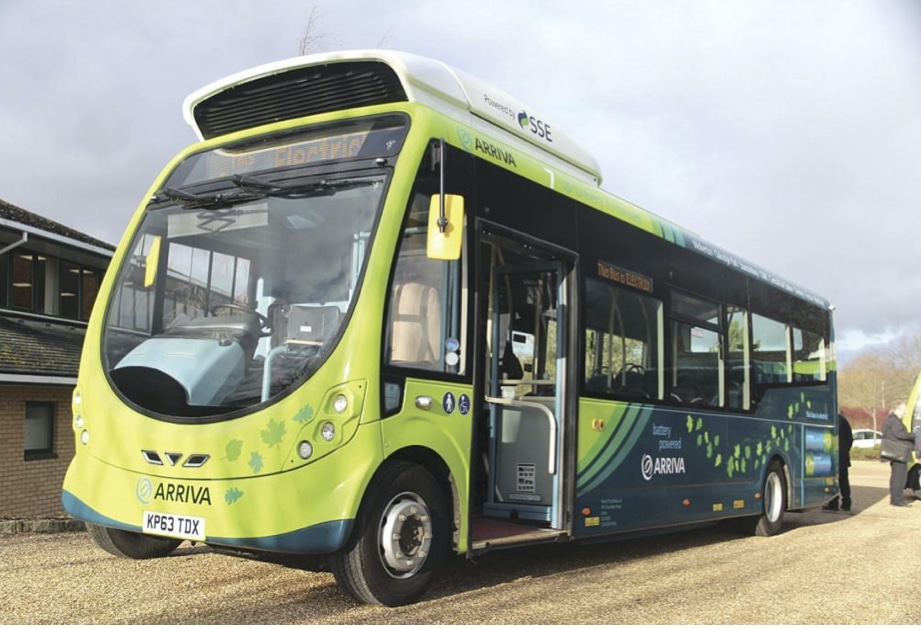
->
191, 60, 407, 140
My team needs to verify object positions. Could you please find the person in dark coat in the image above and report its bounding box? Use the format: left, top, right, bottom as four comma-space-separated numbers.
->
882, 402, 914, 507
824, 413, 853, 511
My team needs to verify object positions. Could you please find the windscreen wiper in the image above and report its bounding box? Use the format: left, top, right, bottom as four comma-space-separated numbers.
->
155, 186, 265, 210
154, 176, 377, 209
231, 174, 376, 198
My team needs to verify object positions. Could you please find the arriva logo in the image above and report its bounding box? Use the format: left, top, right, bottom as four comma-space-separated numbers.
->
457, 127, 474, 151
517, 110, 553, 143
136, 477, 154, 505
136, 477, 212, 506
641, 454, 687, 481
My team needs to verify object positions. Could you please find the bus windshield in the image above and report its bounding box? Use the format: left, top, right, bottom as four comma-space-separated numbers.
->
101, 118, 406, 419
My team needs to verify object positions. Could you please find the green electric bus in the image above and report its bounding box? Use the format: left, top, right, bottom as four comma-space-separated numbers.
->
62, 50, 838, 606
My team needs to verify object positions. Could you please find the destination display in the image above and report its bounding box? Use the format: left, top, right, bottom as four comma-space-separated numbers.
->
167, 116, 407, 188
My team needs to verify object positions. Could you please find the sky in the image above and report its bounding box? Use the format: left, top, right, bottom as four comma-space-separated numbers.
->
2, 0, 920, 362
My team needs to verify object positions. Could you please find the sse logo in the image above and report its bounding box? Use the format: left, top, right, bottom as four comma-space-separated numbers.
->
517, 110, 553, 143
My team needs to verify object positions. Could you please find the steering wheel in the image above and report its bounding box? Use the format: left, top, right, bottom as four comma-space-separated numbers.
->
209, 303, 270, 332
622, 363, 646, 374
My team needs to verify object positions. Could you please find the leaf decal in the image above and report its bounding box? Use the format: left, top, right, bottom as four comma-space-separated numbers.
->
225, 439, 243, 461
687, 415, 694, 433
225, 487, 244, 504
261, 418, 286, 448
294, 404, 315, 424
249, 451, 264, 474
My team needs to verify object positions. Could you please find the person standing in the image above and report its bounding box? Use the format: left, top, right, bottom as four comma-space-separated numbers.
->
824, 413, 853, 511
882, 402, 915, 507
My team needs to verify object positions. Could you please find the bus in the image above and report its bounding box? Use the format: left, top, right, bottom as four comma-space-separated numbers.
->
62, 50, 838, 606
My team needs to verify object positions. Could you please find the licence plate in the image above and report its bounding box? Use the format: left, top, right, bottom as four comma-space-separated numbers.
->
142, 510, 206, 541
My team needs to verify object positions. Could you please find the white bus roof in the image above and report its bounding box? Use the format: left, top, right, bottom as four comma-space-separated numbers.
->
183, 49, 602, 184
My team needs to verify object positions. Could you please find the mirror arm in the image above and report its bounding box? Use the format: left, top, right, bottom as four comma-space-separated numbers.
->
438, 137, 447, 233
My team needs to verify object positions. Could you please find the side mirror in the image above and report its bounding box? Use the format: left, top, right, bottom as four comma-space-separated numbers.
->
427, 194, 464, 260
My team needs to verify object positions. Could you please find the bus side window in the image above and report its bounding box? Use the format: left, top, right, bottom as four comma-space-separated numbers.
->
726, 306, 750, 410
390, 281, 442, 368
751, 314, 789, 384
583, 277, 663, 400
792, 327, 827, 382
668, 291, 722, 407
385, 192, 462, 374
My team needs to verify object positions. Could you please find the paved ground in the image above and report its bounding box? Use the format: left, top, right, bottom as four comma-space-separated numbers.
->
2, 460, 919, 624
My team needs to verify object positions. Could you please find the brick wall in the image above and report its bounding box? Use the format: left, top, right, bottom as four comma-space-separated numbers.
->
0, 384, 75, 517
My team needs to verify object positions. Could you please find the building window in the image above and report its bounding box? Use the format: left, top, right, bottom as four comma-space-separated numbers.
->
11, 252, 46, 311
60, 261, 81, 319
61, 261, 102, 321
1, 250, 105, 319
24, 402, 55, 460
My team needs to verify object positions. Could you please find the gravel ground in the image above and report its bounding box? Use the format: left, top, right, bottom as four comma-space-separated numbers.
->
2, 460, 920, 624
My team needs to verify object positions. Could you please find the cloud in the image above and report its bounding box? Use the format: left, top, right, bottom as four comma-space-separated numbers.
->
2, 0, 920, 354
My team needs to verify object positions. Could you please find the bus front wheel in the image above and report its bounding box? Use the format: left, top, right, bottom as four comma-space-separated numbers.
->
86, 523, 181, 559
330, 461, 449, 606
753, 460, 787, 536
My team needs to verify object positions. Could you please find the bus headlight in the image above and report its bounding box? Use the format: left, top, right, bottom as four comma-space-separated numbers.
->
332, 394, 348, 414
80, 430, 90, 445
298, 440, 313, 460
321, 422, 336, 442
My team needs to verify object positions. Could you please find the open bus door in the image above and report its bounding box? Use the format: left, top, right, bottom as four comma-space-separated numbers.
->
903, 372, 921, 498
467, 230, 578, 552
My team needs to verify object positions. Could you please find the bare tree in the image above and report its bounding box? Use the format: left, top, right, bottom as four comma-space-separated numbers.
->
839, 352, 890, 432
297, 5, 390, 55
298, 6, 328, 55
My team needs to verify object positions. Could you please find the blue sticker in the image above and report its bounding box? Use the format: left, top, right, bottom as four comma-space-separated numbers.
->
442, 392, 456, 414
458, 394, 471, 415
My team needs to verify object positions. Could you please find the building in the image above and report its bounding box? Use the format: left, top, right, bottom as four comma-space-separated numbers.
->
0, 198, 114, 518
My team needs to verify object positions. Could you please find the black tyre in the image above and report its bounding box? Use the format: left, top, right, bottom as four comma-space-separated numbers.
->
754, 460, 787, 536
330, 461, 449, 606
86, 523, 181, 559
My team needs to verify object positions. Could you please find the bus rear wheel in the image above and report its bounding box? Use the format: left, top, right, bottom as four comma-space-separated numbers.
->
330, 461, 449, 606
753, 460, 787, 536
86, 523, 181, 559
